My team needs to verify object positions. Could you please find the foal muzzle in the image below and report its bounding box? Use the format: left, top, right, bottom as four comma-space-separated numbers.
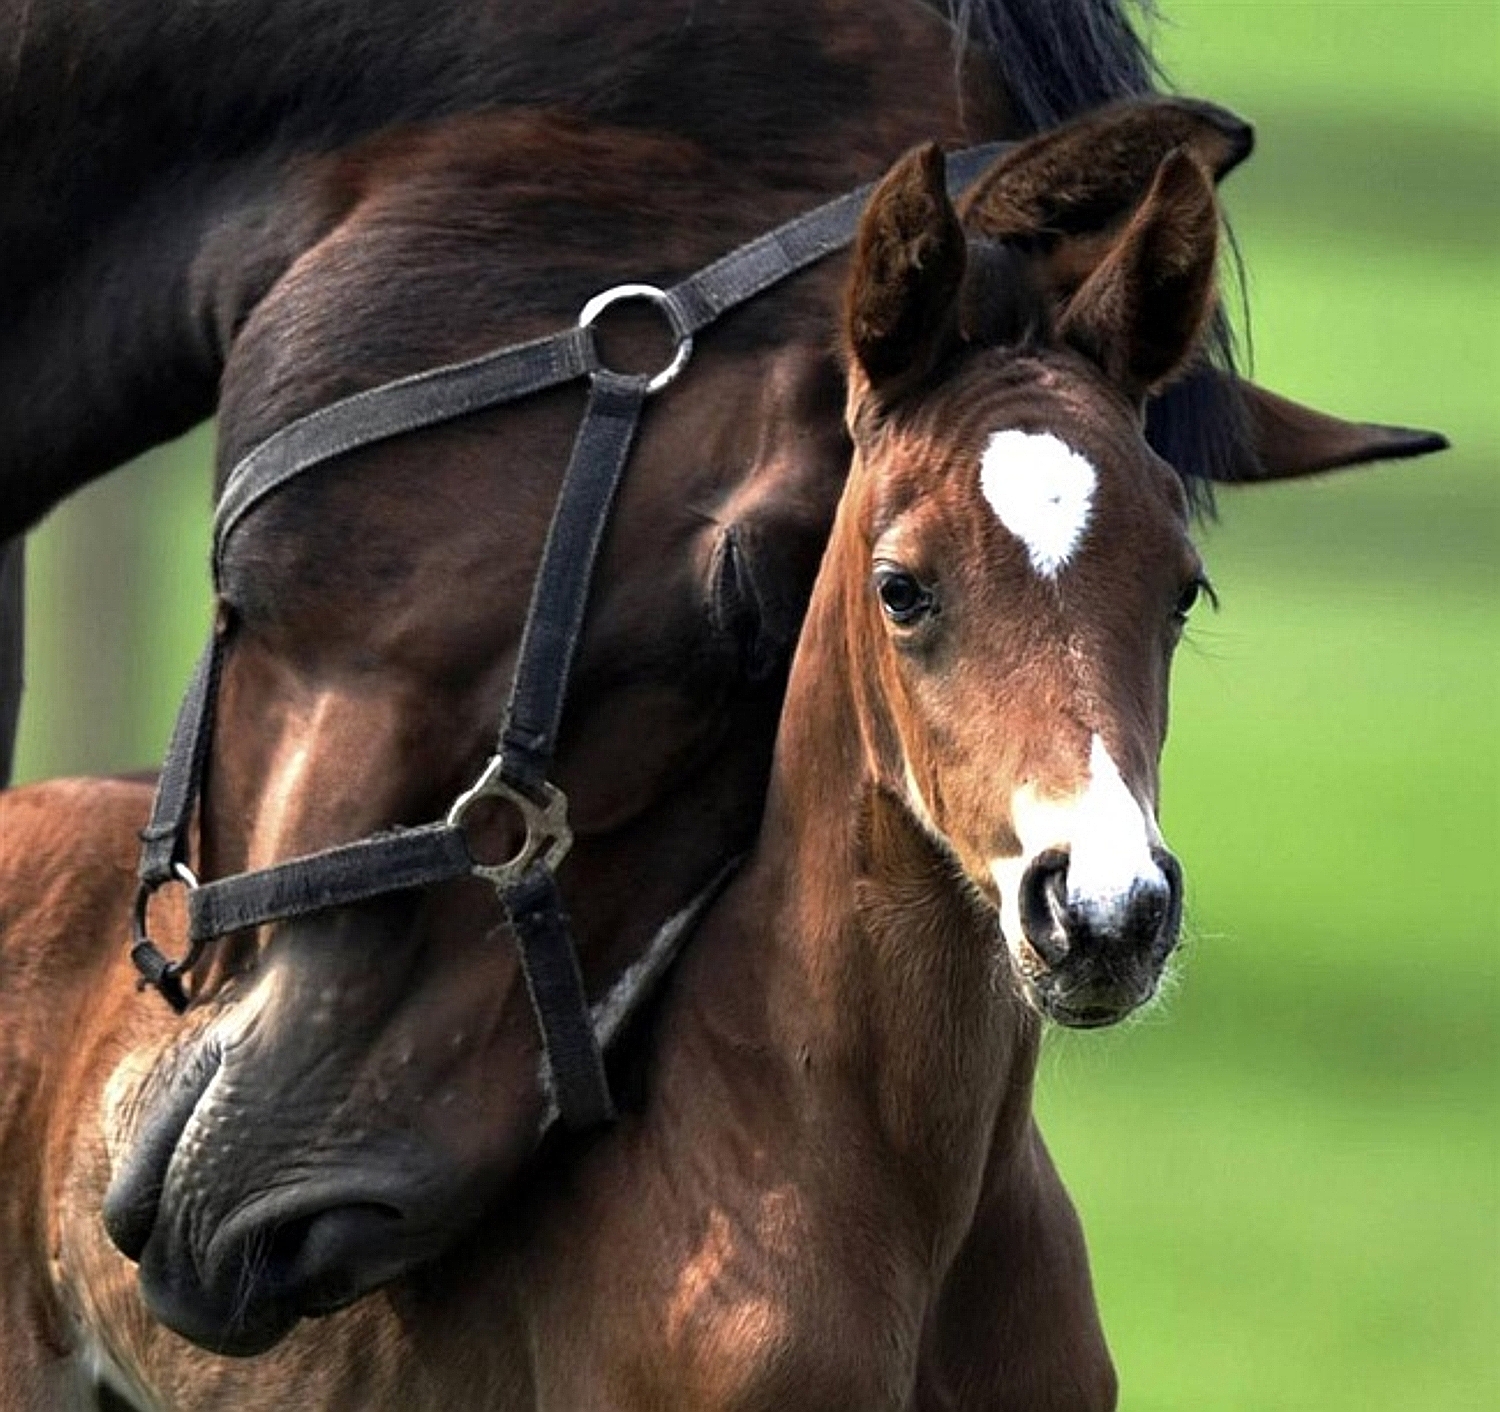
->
1014, 845, 1183, 1026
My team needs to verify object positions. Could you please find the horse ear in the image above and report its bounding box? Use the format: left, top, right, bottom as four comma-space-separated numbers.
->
958, 97, 1250, 303
1228, 380, 1449, 480
844, 143, 967, 402
1057, 148, 1219, 399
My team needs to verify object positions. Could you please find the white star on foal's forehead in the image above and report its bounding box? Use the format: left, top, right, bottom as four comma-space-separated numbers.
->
978, 429, 1097, 578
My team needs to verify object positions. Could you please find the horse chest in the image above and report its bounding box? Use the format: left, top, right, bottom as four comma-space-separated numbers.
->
545, 1144, 934, 1411
600, 1243, 925, 1412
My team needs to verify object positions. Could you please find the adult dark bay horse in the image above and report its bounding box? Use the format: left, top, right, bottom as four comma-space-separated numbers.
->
1, 0, 1444, 1401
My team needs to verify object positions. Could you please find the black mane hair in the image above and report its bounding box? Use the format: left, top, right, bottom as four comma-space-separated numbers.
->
959, 239, 1053, 353
946, 0, 1256, 511
945, 0, 1158, 128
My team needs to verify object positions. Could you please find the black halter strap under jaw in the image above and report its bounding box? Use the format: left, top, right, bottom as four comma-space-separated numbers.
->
132, 141, 1011, 1129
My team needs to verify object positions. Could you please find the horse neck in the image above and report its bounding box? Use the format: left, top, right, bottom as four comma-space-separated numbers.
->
0, 0, 986, 533
1, 0, 394, 530
740, 490, 1041, 1195
1, 1, 538, 526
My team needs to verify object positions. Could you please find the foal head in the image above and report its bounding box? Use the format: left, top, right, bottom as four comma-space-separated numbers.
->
833, 139, 1222, 1025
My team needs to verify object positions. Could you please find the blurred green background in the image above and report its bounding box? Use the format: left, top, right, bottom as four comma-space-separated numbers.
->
10, 2, 1497, 1408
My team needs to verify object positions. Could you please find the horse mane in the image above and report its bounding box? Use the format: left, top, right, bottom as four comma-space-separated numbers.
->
943, 0, 1158, 127
945, 0, 1254, 512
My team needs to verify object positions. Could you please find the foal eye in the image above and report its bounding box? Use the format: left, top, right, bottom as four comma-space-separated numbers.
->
873, 566, 935, 626
1173, 576, 1216, 623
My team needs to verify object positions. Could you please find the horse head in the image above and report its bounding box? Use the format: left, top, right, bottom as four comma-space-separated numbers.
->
98, 115, 856, 1354
827, 122, 1226, 1026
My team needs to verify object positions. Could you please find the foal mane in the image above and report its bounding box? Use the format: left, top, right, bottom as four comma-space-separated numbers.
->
958, 239, 1053, 353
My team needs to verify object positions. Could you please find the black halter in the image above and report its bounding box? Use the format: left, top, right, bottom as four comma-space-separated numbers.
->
131, 142, 1011, 1130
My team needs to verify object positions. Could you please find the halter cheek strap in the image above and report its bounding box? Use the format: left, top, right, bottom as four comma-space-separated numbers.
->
131, 142, 1012, 1129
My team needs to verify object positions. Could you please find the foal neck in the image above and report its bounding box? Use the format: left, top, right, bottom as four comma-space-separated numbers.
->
748, 500, 1041, 1186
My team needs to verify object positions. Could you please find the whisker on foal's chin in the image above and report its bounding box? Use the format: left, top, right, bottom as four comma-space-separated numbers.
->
1117, 958, 1181, 1033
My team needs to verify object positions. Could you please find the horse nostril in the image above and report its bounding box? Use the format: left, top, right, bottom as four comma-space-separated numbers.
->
1149, 847, 1184, 953
1018, 846, 1183, 968
1019, 848, 1072, 967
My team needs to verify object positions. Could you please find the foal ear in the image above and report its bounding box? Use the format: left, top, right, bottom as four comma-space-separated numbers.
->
1230, 380, 1449, 480
959, 96, 1250, 302
845, 143, 967, 402
1058, 148, 1219, 399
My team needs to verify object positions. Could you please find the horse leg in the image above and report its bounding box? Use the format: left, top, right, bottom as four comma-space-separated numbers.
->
911, 1121, 1117, 1412
0, 536, 22, 786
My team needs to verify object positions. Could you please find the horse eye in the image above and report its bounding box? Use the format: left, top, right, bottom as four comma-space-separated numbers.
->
873, 566, 935, 626
1173, 576, 1215, 622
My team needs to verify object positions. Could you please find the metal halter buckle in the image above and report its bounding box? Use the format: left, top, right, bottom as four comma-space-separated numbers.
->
446, 756, 573, 890
577, 283, 694, 394
130, 862, 202, 1012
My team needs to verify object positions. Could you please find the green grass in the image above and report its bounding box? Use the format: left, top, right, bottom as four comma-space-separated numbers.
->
11, 2, 1499, 1407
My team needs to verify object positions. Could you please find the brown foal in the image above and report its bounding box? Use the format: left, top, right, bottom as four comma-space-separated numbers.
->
502, 138, 1219, 1410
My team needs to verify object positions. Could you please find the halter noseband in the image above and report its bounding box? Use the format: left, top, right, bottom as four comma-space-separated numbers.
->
131, 142, 1011, 1130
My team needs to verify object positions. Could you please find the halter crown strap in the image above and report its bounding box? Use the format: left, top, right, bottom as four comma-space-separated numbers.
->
210, 142, 1007, 572
133, 141, 1012, 1129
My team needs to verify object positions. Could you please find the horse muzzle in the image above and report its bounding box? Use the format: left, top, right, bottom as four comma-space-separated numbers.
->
1010, 845, 1183, 1027
98, 972, 506, 1356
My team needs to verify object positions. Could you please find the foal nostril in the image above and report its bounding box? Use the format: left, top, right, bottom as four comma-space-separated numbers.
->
1149, 847, 1184, 953
1108, 849, 1182, 955
1017, 846, 1183, 968
1019, 848, 1072, 966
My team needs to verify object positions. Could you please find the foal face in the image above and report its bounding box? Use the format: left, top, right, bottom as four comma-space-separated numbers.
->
840, 127, 1232, 1026
855, 352, 1198, 1024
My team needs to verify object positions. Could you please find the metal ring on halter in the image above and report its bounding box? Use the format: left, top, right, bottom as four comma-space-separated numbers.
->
130, 861, 203, 1012
446, 754, 573, 891
577, 283, 694, 394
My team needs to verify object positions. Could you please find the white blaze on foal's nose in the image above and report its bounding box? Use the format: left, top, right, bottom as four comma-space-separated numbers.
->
990, 735, 1166, 953
1065, 736, 1166, 921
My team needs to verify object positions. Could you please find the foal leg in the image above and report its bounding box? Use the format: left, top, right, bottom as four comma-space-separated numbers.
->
911, 1121, 1117, 1412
